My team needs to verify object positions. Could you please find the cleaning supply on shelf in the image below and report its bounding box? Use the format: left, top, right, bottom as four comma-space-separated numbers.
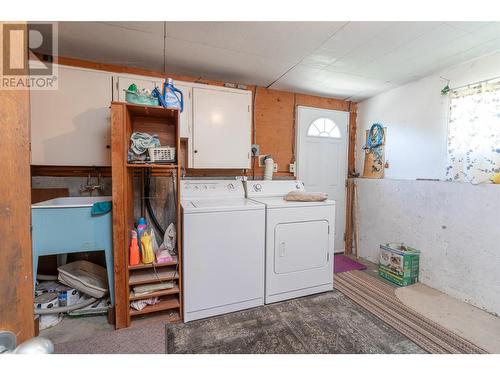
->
129, 230, 140, 266
153, 78, 184, 112
136, 216, 147, 253
124, 83, 159, 106
140, 229, 155, 264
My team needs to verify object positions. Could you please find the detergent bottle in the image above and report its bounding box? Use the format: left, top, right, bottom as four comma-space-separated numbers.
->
129, 230, 140, 266
162, 78, 184, 112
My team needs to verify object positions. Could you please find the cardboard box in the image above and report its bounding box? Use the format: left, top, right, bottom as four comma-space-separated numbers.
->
378, 243, 420, 286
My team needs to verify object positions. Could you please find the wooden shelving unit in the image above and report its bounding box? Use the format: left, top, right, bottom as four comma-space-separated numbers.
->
111, 102, 183, 329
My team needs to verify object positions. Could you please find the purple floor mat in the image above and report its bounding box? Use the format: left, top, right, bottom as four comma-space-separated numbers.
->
334, 254, 367, 273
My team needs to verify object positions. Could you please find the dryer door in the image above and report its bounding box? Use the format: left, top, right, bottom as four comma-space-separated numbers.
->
274, 220, 329, 274
265, 205, 335, 304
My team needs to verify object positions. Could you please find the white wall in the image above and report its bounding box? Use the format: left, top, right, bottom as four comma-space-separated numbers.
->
356, 178, 500, 316
355, 52, 500, 316
356, 51, 500, 180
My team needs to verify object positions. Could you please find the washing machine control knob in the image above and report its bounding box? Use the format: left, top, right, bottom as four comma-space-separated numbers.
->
227, 183, 235, 190
254, 183, 262, 192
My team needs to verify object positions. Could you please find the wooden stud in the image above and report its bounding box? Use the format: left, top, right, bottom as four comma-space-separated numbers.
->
0, 22, 35, 343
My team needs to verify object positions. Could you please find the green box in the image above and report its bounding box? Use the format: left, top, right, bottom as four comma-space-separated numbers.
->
378, 243, 420, 286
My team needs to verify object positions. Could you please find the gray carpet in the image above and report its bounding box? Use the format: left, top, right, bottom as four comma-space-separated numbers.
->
54, 320, 167, 354
166, 289, 426, 354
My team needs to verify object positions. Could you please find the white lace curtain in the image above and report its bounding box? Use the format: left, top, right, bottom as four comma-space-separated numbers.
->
446, 78, 500, 183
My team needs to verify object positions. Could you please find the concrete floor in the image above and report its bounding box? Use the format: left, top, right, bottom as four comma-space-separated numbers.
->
39, 315, 113, 345
347, 254, 500, 353
41, 256, 499, 353
37, 257, 399, 346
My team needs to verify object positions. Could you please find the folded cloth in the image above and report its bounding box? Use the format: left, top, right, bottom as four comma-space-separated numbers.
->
130, 132, 161, 155
91, 201, 112, 216
284, 191, 328, 202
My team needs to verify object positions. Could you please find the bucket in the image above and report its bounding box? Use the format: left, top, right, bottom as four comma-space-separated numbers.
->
34, 292, 62, 330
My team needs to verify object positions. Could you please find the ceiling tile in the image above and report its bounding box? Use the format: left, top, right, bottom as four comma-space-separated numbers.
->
470, 22, 500, 41
54, 21, 500, 102
164, 37, 293, 86
58, 22, 165, 71
392, 24, 469, 61
300, 48, 338, 69
446, 21, 492, 33
99, 21, 165, 35
166, 21, 346, 64
320, 21, 394, 58
374, 22, 443, 46
324, 56, 371, 74
270, 64, 392, 100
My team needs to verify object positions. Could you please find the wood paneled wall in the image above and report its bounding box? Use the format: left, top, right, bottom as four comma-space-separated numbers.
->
34, 55, 358, 178
0, 22, 35, 343
253, 88, 357, 177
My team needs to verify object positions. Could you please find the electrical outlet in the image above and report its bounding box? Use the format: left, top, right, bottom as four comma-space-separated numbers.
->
273, 163, 278, 172
251, 144, 260, 156
289, 163, 296, 174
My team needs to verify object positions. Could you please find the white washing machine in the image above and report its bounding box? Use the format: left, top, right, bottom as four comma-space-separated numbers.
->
245, 180, 335, 304
181, 180, 265, 322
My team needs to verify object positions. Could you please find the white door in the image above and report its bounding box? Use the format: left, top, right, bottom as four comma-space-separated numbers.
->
296, 106, 349, 253
192, 87, 251, 169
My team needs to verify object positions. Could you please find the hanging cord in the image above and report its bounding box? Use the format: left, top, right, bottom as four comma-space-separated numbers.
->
144, 169, 165, 236
171, 170, 177, 224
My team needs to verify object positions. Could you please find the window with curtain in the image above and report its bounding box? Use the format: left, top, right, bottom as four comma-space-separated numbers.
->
446, 78, 500, 183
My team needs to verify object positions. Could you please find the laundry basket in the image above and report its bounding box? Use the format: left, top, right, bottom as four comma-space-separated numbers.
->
58, 260, 109, 298
148, 146, 176, 163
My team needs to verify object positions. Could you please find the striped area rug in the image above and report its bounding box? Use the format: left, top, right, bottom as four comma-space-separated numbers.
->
334, 270, 488, 354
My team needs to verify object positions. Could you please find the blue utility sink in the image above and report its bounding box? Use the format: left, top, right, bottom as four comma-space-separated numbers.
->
31, 196, 114, 304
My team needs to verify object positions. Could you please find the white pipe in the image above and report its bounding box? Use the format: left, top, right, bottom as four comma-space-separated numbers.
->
264, 156, 274, 180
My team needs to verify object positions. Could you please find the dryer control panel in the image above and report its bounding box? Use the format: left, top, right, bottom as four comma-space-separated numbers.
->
245, 180, 305, 197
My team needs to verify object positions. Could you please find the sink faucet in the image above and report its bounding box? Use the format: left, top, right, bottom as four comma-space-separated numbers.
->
80, 171, 103, 196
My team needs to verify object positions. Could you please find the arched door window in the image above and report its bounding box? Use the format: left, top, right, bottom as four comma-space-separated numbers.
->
307, 118, 341, 138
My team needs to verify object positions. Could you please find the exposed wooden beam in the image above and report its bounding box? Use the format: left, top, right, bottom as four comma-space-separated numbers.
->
0, 22, 35, 343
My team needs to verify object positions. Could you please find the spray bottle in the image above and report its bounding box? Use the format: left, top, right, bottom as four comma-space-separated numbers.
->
129, 230, 140, 266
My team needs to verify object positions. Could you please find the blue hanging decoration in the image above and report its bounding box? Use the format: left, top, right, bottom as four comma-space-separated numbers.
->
363, 123, 385, 150
363, 123, 385, 171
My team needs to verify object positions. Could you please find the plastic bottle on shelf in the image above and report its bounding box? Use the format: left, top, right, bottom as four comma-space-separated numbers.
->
129, 230, 140, 266
137, 217, 147, 252
141, 230, 155, 264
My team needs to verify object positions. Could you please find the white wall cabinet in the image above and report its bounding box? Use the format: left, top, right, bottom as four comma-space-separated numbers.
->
192, 87, 251, 169
31, 66, 251, 169
30, 65, 112, 166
